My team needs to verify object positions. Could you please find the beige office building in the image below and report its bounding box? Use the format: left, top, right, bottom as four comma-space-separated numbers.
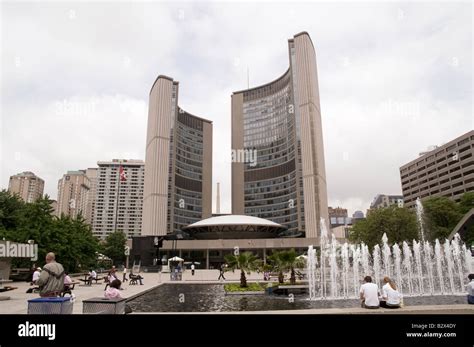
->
400, 130, 474, 208
8, 171, 44, 203
231, 32, 329, 238
369, 194, 404, 209
141, 75, 213, 236
93, 159, 144, 239
56, 170, 90, 219
84, 168, 98, 225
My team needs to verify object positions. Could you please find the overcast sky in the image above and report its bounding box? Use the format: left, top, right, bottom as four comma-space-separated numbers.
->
1, 1, 472, 215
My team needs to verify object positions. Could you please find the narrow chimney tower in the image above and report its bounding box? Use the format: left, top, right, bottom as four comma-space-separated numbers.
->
216, 182, 221, 214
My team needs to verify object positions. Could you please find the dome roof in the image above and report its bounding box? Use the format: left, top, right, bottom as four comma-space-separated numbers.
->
185, 215, 283, 228
183, 215, 287, 240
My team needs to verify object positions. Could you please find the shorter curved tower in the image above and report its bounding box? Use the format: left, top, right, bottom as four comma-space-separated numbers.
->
142, 75, 212, 236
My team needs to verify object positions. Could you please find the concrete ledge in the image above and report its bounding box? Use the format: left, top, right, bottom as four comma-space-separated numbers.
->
132, 304, 474, 315
224, 291, 265, 295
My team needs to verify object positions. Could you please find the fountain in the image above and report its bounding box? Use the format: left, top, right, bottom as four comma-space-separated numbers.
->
307, 217, 471, 300
415, 197, 425, 242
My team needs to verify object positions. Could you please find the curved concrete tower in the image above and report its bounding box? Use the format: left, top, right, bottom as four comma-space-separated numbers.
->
142, 75, 212, 236
231, 32, 329, 238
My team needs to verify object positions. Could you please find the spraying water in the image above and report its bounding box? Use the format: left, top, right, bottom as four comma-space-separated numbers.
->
307, 218, 470, 300
415, 197, 425, 242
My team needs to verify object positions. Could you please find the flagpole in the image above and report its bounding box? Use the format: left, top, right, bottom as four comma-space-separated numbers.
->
114, 165, 121, 232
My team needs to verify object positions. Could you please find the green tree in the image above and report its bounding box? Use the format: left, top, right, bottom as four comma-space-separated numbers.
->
349, 206, 418, 249
459, 192, 474, 214
52, 214, 100, 271
268, 249, 305, 285
103, 231, 127, 266
0, 191, 100, 272
267, 251, 286, 284
0, 190, 25, 232
422, 196, 463, 241
456, 192, 474, 247
224, 251, 261, 287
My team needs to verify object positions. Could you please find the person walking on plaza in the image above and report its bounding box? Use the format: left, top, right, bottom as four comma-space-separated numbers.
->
359, 276, 380, 309
191, 263, 195, 276
123, 267, 128, 282
218, 264, 226, 281
104, 268, 119, 290
37, 252, 65, 297
467, 273, 474, 304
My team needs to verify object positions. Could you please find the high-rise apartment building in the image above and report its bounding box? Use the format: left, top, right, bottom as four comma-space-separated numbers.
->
400, 130, 474, 208
92, 159, 144, 239
231, 32, 329, 238
141, 75, 213, 236
56, 170, 90, 219
85, 168, 98, 225
8, 171, 44, 203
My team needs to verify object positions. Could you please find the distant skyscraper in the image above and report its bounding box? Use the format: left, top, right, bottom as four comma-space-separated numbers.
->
93, 159, 144, 239
369, 194, 404, 210
8, 171, 44, 203
231, 32, 329, 238
400, 130, 474, 208
56, 170, 90, 219
328, 207, 351, 227
84, 168, 98, 225
141, 75, 213, 236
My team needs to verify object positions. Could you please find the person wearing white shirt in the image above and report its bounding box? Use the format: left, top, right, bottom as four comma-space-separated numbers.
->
359, 276, 380, 309
467, 274, 474, 304
32, 267, 41, 284
380, 277, 402, 308
191, 263, 195, 276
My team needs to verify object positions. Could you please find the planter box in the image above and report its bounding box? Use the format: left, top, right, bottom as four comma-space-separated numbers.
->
224, 291, 265, 295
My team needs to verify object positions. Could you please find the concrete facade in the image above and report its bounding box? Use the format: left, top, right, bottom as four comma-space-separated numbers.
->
141, 75, 213, 236
400, 130, 474, 208
8, 171, 44, 203
92, 159, 144, 239
369, 194, 404, 210
56, 170, 90, 219
84, 168, 98, 225
231, 32, 329, 238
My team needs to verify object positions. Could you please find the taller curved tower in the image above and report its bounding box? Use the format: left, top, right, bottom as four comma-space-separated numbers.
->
231, 32, 328, 238
142, 75, 213, 236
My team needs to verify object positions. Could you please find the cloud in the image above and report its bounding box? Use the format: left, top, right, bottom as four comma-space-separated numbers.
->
1, 1, 472, 216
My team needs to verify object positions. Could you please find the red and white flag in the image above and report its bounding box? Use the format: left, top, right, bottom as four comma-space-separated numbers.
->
119, 165, 127, 182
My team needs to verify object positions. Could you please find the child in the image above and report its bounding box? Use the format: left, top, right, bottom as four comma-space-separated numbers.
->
104, 279, 122, 299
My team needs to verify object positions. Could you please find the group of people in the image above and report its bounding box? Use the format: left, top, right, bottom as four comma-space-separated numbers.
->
359, 276, 403, 309
29, 252, 144, 301
360, 273, 474, 309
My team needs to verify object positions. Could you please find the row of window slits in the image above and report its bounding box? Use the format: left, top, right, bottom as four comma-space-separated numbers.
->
244, 159, 296, 182
174, 174, 202, 192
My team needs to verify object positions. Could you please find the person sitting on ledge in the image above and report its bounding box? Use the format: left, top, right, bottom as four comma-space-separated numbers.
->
380, 276, 402, 309
467, 274, 474, 304
359, 276, 380, 309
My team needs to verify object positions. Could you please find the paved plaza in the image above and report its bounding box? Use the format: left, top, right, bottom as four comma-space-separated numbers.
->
0, 269, 473, 314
